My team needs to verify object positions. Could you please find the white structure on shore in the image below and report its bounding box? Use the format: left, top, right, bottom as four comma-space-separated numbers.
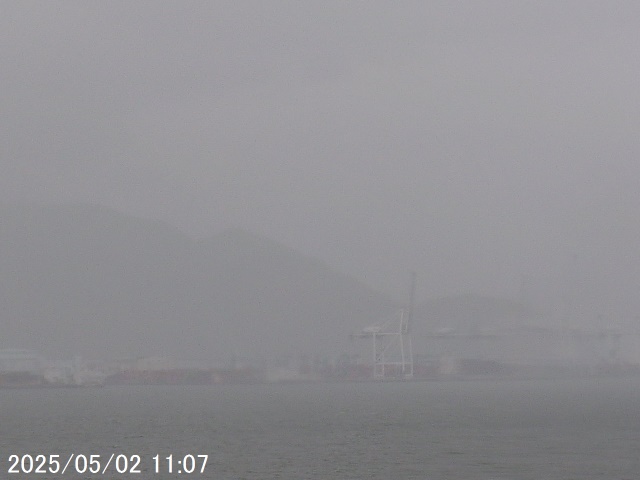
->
352, 308, 414, 378
352, 272, 417, 379
0, 348, 42, 373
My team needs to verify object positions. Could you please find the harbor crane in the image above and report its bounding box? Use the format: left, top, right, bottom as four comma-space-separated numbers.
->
352, 272, 416, 379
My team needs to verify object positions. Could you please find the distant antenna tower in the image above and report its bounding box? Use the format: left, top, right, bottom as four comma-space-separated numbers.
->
352, 272, 416, 379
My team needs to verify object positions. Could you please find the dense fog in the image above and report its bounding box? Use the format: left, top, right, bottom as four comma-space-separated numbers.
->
2, 2, 640, 365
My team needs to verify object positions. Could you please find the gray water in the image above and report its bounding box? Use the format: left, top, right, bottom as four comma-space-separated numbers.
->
2, 377, 640, 479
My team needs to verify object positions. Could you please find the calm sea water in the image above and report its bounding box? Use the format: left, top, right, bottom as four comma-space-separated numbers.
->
2, 377, 640, 479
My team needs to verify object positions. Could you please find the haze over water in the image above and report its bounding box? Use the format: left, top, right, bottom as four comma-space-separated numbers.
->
2, 378, 640, 479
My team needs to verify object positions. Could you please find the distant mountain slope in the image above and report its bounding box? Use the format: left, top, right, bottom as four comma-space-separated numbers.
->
0, 203, 393, 362
414, 294, 538, 336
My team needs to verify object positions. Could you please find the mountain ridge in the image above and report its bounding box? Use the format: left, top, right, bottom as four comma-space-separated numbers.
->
0, 203, 395, 362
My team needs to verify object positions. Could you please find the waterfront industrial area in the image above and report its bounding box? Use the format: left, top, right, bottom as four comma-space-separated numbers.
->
3, 321, 640, 388
4, 205, 640, 389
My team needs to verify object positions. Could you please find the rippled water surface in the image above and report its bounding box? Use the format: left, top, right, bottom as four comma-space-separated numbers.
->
2, 377, 640, 479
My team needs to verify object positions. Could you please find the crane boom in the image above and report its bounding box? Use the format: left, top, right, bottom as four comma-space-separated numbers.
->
404, 271, 417, 334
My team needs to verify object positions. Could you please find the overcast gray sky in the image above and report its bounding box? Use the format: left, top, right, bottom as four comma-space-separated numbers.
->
2, 1, 640, 312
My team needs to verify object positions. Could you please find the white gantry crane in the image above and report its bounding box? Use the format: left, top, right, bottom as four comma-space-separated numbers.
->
352, 272, 416, 379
